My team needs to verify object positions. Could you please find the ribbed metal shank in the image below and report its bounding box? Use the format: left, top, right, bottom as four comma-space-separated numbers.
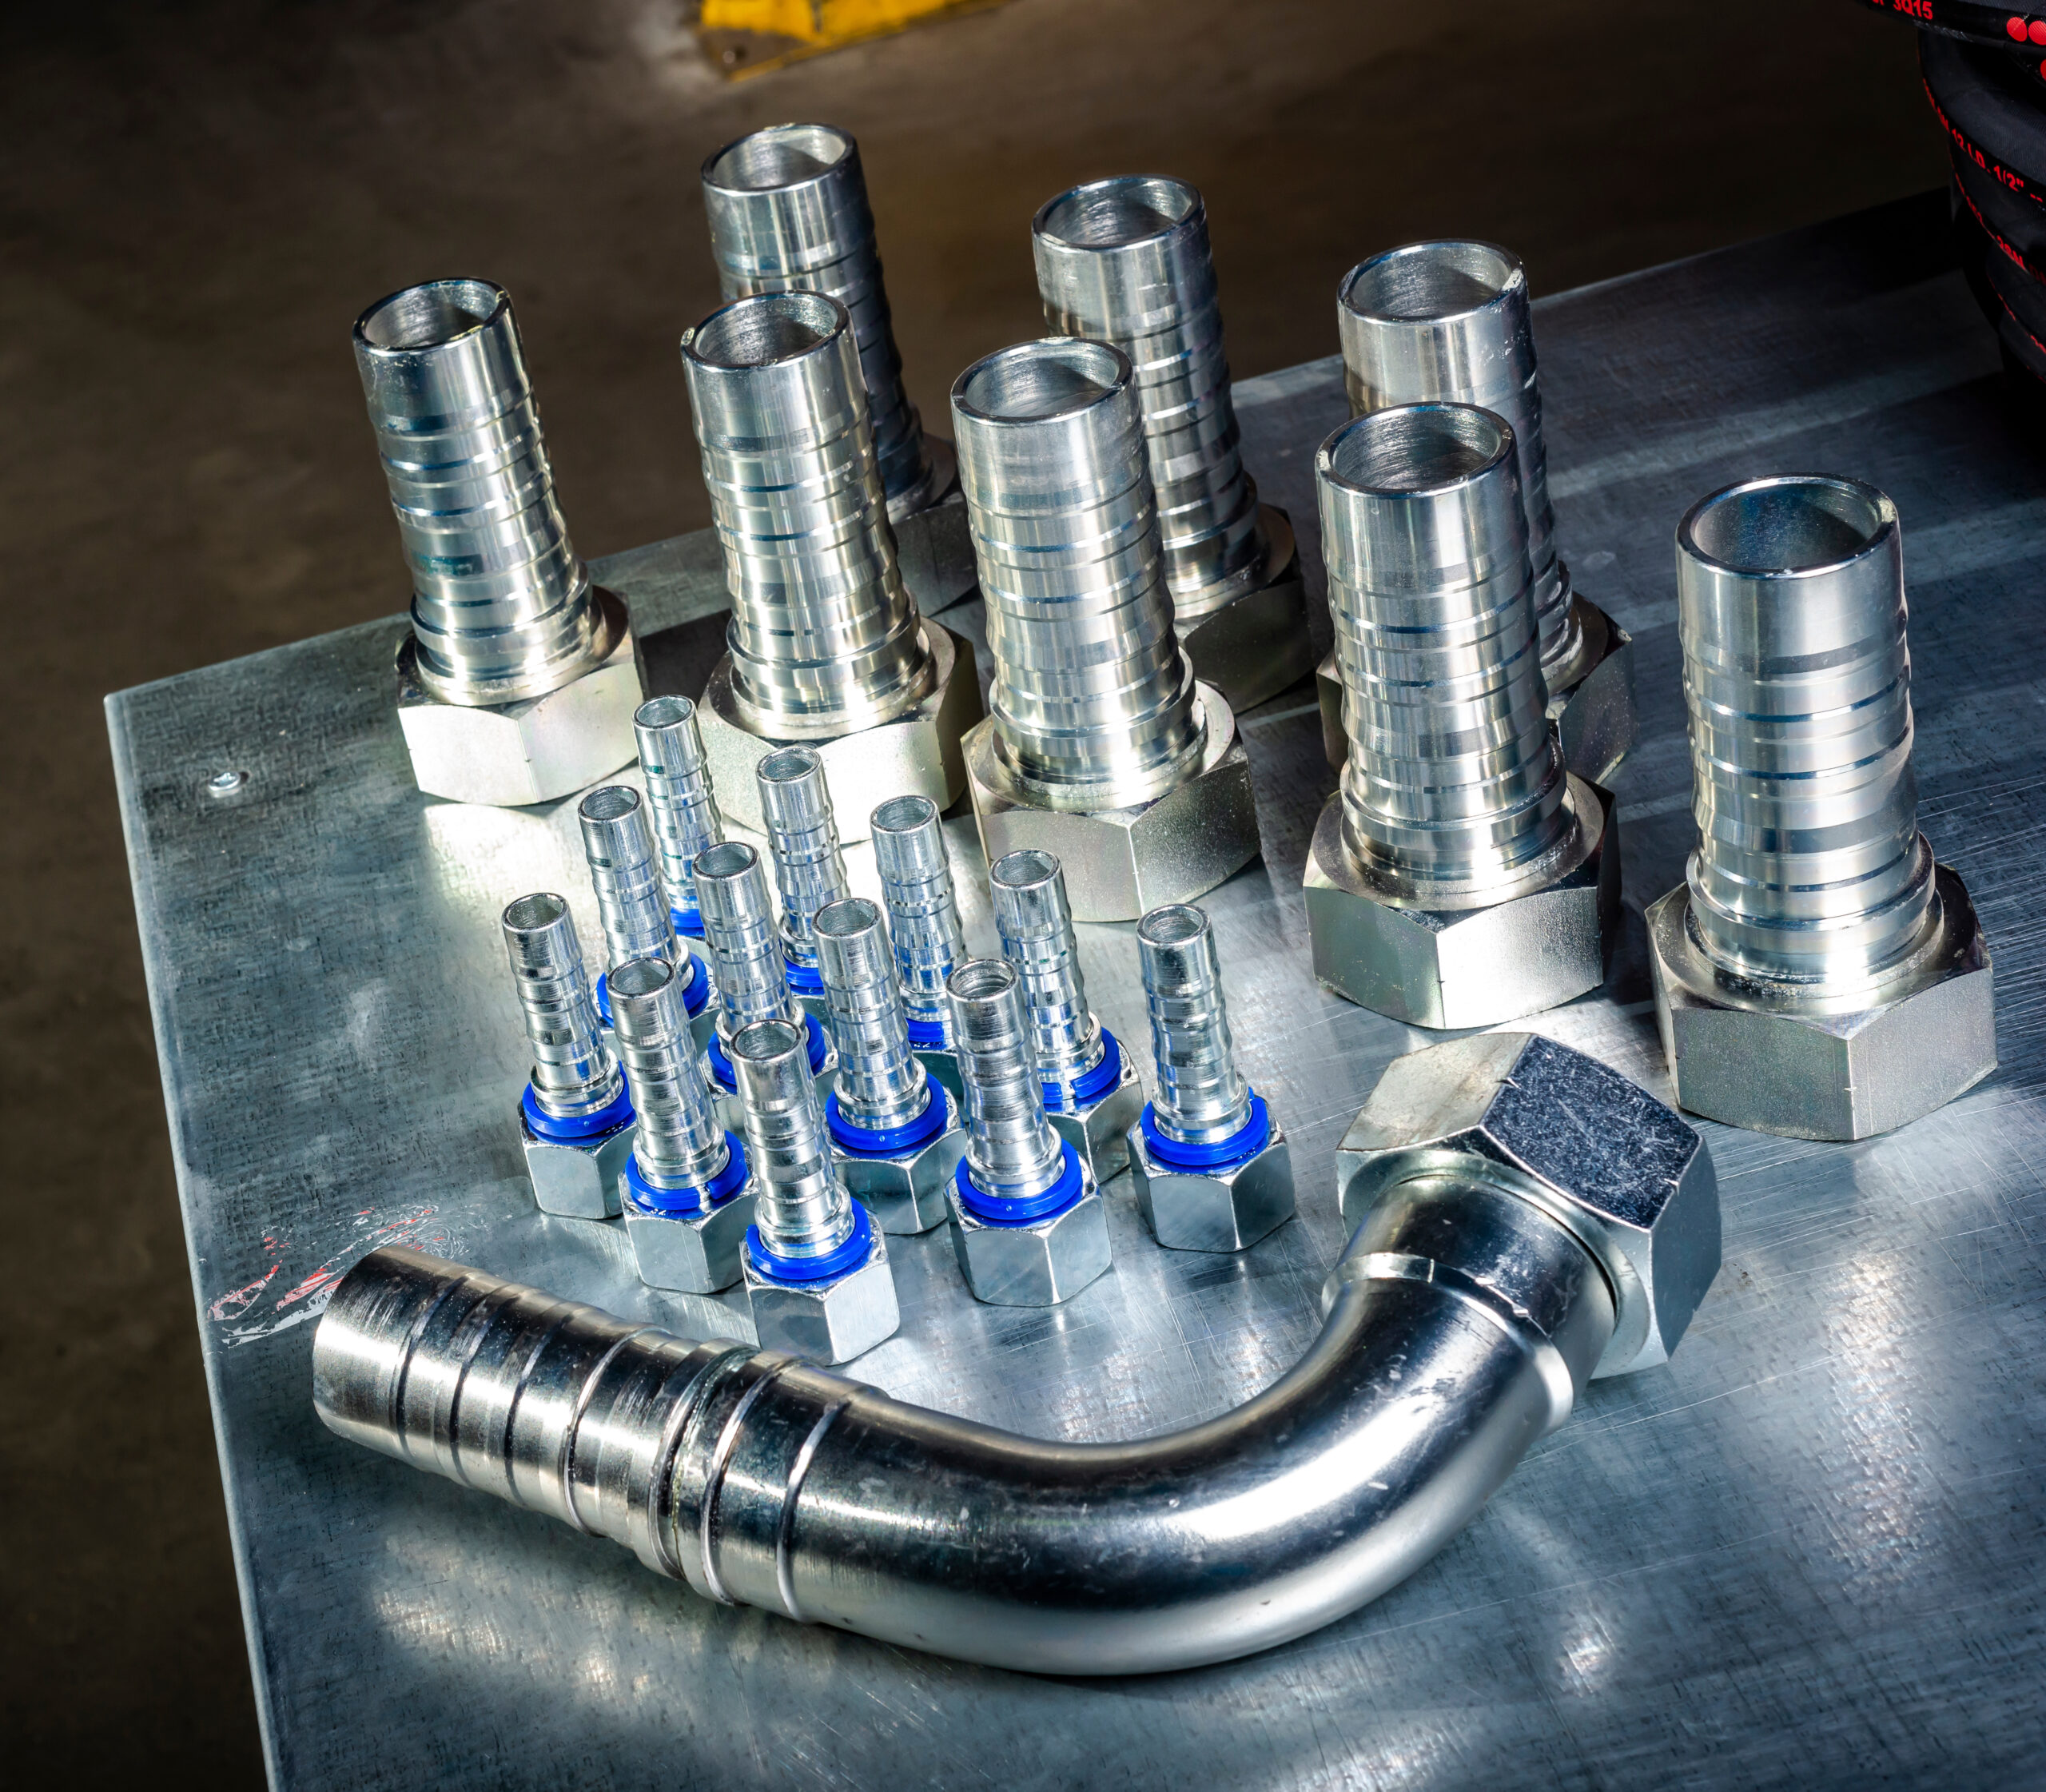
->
869, 794, 965, 1044
1675, 475, 1934, 986
989, 850, 1105, 1089
814, 898, 930, 1133
680, 289, 933, 733
948, 959, 1068, 1201
578, 786, 679, 974
731, 1019, 855, 1258
634, 697, 724, 921
500, 893, 622, 1119
951, 337, 1201, 801
608, 958, 730, 1192
702, 122, 937, 517
1335, 242, 1579, 683
1136, 905, 1251, 1145
1033, 176, 1264, 618
695, 843, 802, 1040
756, 748, 850, 974
1316, 404, 1571, 894
353, 278, 608, 706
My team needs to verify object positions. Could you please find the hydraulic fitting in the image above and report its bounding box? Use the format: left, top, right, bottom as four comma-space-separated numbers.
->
1337, 1030, 1721, 1377
945, 958, 1112, 1307
755, 747, 851, 1024
814, 897, 965, 1234
1305, 403, 1618, 1029
500, 893, 635, 1218
692, 842, 838, 1129
607, 956, 752, 1292
577, 785, 711, 1047
633, 695, 724, 940
1328, 241, 1635, 786
702, 122, 951, 522
870, 794, 969, 1100
1647, 475, 1996, 1140
950, 336, 1261, 921
1125, 905, 1294, 1252
730, 1017, 901, 1364
679, 288, 981, 840
1033, 176, 1312, 714
353, 279, 641, 806
988, 849, 1143, 1181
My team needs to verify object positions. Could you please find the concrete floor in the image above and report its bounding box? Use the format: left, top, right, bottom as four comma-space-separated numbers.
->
2, 0, 1948, 1779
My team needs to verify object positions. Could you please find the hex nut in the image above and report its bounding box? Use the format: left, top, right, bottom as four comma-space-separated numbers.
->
947, 1177, 1113, 1307
744, 1217, 901, 1364
1335, 1030, 1722, 1377
1304, 778, 1619, 1029
1176, 506, 1317, 715
1045, 1051, 1144, 1184
965, 683, 1262, 923
1546, 593, 1637, 790
835, 1090, 969, 1234
521, 1113, 636, 1220
395, 588, 643, 807
694, 621, 981, 842
1646, 865, 1996, 1141
623, 1186, 754, 1292
1128, 1119, 1296, 1252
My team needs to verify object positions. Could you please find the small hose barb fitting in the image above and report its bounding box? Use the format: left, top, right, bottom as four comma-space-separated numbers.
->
870, 794, 968, 1083
693, 842, 835, 1109
500, 893, 634, 1219
755, 747, 850, 1012
633, 695, 724, 937
578, 785, 706, 1031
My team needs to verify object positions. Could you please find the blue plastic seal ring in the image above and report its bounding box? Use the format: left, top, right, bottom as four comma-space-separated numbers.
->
1044, 1028, 1123, 1112
1140, 1093, 1270, 1170
746, 1199, 874, 1284
521, 1080, 634, 1143
953, 1140, 1085, 1226
826, 1089, 946, 1157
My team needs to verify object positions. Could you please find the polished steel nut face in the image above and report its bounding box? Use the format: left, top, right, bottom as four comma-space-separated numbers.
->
1647, 865, 1996, 1141
1546, 594, 1637, 791
395, 590, 642, 807
1336, 1030, 1721, 1376
1304, 778, 1618, 1030
744, 1221, 900, 1364
835, 1093, 969, 1235
1045, 1054, 1144, 1184
695, 622, 981, 841
623, 1189, 754, 1292
520, 1113, 635, 1219
947, 1179, 1113, 1307
1128, 1121, 1295, 1252
1175, 508, 1316, 716
965, 684, 1261, 924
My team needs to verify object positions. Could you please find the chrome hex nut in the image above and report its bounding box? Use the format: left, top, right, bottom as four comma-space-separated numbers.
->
520, 1110, 635, 1220
947, 1174, 1113, 1307
1127, 1114, 1296, 1252
1546, 591, 1638, 790
623, 1184, 754, 1293
695, 621, 981, 842
1304, 778, 1619, 1030
1176, 506, 1317, 716
744, 1216, 901, 1364
1044, 1049, 1144, 1184
834, 1089, 969, 1235
965, 683, 1261, 923
395, 589, 642, 807
1646, 864, 1996, 1141
1336, 1030, 1721, 1378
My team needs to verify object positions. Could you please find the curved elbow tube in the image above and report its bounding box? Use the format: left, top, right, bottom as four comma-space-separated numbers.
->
313, 1171, 1617, 1675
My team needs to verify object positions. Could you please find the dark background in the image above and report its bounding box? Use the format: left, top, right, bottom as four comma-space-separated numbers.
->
0, 0, 1950, 1779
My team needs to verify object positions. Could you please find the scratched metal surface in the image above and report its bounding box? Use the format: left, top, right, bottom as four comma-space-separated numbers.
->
112, 191, 2046, 1790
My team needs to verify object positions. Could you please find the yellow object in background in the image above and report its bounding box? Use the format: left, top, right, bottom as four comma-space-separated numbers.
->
699, 0, 1000, 77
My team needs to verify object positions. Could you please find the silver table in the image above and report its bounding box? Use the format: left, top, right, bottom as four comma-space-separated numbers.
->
113, 192, 2046, 1789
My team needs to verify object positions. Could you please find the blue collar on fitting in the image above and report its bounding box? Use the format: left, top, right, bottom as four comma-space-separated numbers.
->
598, 956, 707, 1025
707, 1011, 831, 1091
905, 1013, 949, 1051
671, 904, 704, 939
1140, 1093, 1270, 1171
826, 1087, 945, 1157
623, 1133, 749, 1217
954, 1138, 1085, 1226
782, 958, 825, 998
1043, 1026, 1123, 1112
521, 1079, 634, 1144
746, 1198, 873, 1284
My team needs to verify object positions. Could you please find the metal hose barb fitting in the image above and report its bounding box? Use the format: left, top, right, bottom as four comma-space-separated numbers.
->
1033, 176, 1312, 711
945, 958, 1110, 1304
730, 1017, 900, 1362
577, 785, 707, 1034
633, 695, 724, 935
869, 794, 967, 1091
1328, 241, 1635, 786
1304, 403, 1618, 1029
1647, 474, 1996, 1140
754, 747, 850, 1011
680, 288, 979, 840
501, 893, 634, 1218
354, 279, 640, 804
702, 122, 945, 520
950, 336, 1260, 921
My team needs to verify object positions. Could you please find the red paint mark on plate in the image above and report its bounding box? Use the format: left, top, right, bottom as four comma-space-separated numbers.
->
209, 1204, 455, 1347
